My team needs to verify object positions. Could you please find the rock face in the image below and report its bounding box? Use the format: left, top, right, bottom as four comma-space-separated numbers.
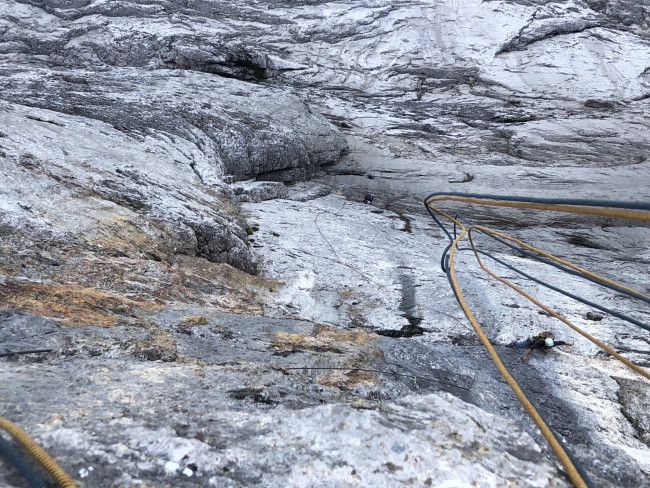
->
2, 1, 650, 487
0, 308, 573, 487
1, 0, 348, 275
1, 358, 572, 487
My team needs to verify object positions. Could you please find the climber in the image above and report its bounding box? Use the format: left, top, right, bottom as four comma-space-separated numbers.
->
507, 331, 574, 361
367, 173, 376, 180
364, 193, 375, 204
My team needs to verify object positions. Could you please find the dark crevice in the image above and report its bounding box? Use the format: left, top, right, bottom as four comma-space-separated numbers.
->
497, 21, 601, 55
566, 235, 608, 249
376, 322, 426, 338
25, 115, 65, 126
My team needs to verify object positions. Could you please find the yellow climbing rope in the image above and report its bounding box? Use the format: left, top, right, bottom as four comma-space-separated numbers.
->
0, 417, 77, 488
466, 225, 650, 381
424, 195, 650, 488
426, 194, 650, 222
427, 205, 589, 488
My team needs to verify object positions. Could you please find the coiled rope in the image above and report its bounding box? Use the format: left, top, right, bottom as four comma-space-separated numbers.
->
466, 225, 650, 381
0, 417, 76, 488
426, 193, 650, 221
455, 218, 650, 332
424, 193, 650, 488
427, 205, 592, 488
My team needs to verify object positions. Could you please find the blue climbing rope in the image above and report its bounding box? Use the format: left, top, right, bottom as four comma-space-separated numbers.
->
0, 434, 48, 488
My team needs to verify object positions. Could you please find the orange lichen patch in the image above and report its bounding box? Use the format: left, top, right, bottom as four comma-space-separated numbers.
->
2, 219, 278, 316
201, 298, 264, 317
131, 329, 178, 362
59, 205, 174, 262
146, 329, 176, 350
271, 323, 378, 353
165, 256, 278, 314
177, 188, 240, 221
0, 280, 161, 327
19, 252, 274, 315
272, 331, 343, 353
272, 325, 381, 388
31, 254, 270, 314
271, 324, 383, 388
315, 354, 378, 388
315, 370, 377, 388
172, 256, 280, 292
312, 323, 378, 346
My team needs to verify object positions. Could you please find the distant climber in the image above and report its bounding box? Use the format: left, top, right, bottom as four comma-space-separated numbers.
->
507, 331, 574, 361
364, 193, 375, 204
367, 173, 376, 180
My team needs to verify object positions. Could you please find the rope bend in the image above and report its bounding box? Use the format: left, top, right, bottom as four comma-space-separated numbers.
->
426, 205, 591, 488
445, 211, 650, 331
466, 245, 650, 331
423, 193, 650, 488
0, 417, 76, 488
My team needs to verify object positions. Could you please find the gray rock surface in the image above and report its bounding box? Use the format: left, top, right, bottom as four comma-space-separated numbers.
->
1, 0, 650, 487
1, 358, 569, 487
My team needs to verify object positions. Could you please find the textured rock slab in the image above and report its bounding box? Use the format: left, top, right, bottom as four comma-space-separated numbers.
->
0, 100, 258, 271
2, 1, 650, 487
243, 187, 650, 486
0, 356, 571, 488
243, 193, 451, 331
617, 377, 650, 447
1, 0, 347, 181
0, 67, 346, 183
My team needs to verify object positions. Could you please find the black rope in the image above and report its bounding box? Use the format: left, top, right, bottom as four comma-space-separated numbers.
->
0, 349, 53, 358
424, 199, 454, 272
442, 209, 650, 332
